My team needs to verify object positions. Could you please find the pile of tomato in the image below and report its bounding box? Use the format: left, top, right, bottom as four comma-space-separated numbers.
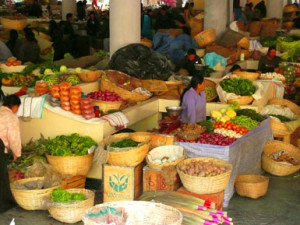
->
214, 121, 249, 135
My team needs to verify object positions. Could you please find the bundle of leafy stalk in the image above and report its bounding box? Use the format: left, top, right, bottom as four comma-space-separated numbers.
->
269, 114, 292, 122
236, 109, 265, 122
50, 188, 85, 203
220, 78, 256, 96
8, 134, 48, 173
45, 133, 97, 156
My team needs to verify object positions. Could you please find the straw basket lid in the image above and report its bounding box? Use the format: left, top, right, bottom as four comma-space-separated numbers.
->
176, 157, 232, 194
233, 70, 260, 81
10, 177, 61, 210
267, 98, 300, 115
235, 175, 269, 199
227, 96, 254, 106
48, 188, 95, 224
269, 118, 291, 136
78, 70, 103, 82
146, 145, 185, 170
129, 132, 153, 143
262, 140, 300, 176
82, 201, 183, 225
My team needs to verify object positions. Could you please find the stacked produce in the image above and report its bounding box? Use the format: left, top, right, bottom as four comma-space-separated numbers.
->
198, 121, 214, 133
51, 84, 60, 99
178, 132, 237, 146
13, 74, 36, 87
4, 57, 22, 66
260, 72, 286, 82
176, 123, 206, 141
230, 115, 259, 130
35, 81, 49, 96
42, 74, 60, 87
214, 121, 248, 138
50, 188, 85, 203
80, 98, 95, 120
236, 109, 265, 122
220, 77, 256, 96
70, 86, 82, 115
59, 82, 72, 111
87, 90, 123, 102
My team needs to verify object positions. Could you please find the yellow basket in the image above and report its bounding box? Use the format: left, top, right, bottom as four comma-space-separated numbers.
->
267, 98, 300, 115
233, 71, 260, 81
235, 175, 269, 199
48, 188, 95, 224
78, 70, 103, 83
130, 132, 153, 143
46, 153, 94, 176
262, 140, 300, 176
104, 133, 150, 167
10, 177, 60, 210
92, 100, 122, 113
1, 16, 27, 30
204, 79, 217, 102
270, 119, 291, 136
227, 96, 254, 106
193, 28, 216, 48
177, 157, 232, 194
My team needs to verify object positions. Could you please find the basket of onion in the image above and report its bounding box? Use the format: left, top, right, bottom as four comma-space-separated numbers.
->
177, 157, 232, 194
86, 90, 123, 114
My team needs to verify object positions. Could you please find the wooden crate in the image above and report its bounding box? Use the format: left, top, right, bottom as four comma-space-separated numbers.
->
62, 175, 86, 189
177, 187, 224, 210
143, 166, 181, 192
103, 162, 144, 203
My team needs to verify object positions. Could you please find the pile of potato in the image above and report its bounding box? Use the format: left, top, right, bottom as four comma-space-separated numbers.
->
179, 160, 228, 177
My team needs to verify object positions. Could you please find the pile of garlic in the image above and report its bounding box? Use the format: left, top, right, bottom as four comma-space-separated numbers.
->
260, 72, 285, 81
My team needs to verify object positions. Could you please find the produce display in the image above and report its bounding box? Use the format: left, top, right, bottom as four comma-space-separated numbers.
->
204, 86, 217, 101
42, 74, 60, 86
65, 74, 81, 86
230, 115, 259, 130
260, 72, 286, 82
80, 98, 95, 120
269, 151, 299, 166
198, 121, 214, 133
22, 61, 60, 75
70, 86, 82, 115
210, 103, 239, 122
178, 160, 229, 177
45, 133, 97, 156
220, 77, 256, 96
109, 139, 139, 149
104, 71, 143, 91
86, 90, 123, 102
176, 123, 206, 141
4, 57, 22, 66
59, 82, 72, 111
13, 74, 36, 87
50, 188, 86, 203
35, 81, 49, 96
178, 132, 237, 146
268, 114, 292, 122
236, 109, 265, 122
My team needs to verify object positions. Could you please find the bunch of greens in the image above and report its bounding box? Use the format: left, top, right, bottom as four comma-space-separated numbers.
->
231, 115, 259, 130
50, 188, 85, 203
110, 139, 139, 148
269, 114, 292, 122
21, 63, 39, 75
236, 109, 265, 122
277, 39, 300, 62
46, 133, 97, 156
21, 61, 60, 75
198, 121, 214, 133
220, 78, 256, 96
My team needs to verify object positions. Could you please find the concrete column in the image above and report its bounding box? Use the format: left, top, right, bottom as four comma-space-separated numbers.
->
267, 0, 284, 19
110, 0, 141, 56
62, 0, 77, 21
204, 0, 228, 39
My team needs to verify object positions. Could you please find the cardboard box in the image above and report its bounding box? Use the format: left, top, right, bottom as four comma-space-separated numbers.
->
143, 166, 181, 192
177, 187, 224, 210
62, 175, 86, 189
103, 162, 144, 203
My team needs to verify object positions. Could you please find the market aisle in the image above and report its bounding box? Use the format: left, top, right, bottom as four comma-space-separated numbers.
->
0, 172, 300, 225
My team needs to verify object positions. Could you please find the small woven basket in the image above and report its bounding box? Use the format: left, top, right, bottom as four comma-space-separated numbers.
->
92, 100, 122, 113
204, 79, 217, 102
82, 201, 183, 225
235, 175, 269, 199
177, 157, 232, 194
267, 98, 300, 115
130, 132, 153, 143
46, 153, 94, 176
78, 70, 103, 82
262, 140, 300, 176
233, 71, 260, 81
10, 177, 60, 210
193, 28, 216, 48
270, 119, 292, 136
48, 188, 95, 224
227, 96, 254, 106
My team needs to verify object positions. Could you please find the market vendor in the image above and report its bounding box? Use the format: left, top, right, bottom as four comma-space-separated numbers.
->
177, 48, 202, 76
0, 85, 21, 213
180, 75, 206, 123
258, 46, 282, 73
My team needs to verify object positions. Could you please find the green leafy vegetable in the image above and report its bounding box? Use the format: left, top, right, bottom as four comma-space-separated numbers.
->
231, 115, 259, 130
50, 188, 85, 203
110, 139, 139, 148
220, 78, 256, 96
236, 109, 265, 122
198, 121, 214, 133
269, 114, 292, 122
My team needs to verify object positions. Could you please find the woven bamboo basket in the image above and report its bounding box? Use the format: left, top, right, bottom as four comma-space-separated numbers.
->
177, 157, 232, 194
104, 133, 150, 167
146, 145, 185, 170
204, 79, 217, 102
78, 70, 103, 82
193, 28, 216, 48
48, 188, 95, 224
46, 153, 94, 176
262, 140, 300, 176
270, 119, 291, 136
233, 71, 260, 81
82, 201, 183, 225
1, 16, 27, 30
267, 98, 300, 115
100, 71, 151, 102
92, 100, 122, 113
235, 175, 269, 199
10, 177, 60, 210
227, 96, 254, 106
130, 132, 153, 143
237, 37, 250, 50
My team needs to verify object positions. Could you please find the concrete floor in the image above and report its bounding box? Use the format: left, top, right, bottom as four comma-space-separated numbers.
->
1, 171, 300, 225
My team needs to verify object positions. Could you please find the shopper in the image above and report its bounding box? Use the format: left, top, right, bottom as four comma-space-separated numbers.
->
0, 85, 21, 213
19, 29, 41, 64
49, 20, 65, 61
6, 30, 22, 59
258, 46, 281, 73
29, 0, 43, 18
77, 1, 86, 21
254, 0, 267, 18
177, 48, 201, 76
0, 41, 13, 62
180, 75, 206, 123
86, 11, 100, 47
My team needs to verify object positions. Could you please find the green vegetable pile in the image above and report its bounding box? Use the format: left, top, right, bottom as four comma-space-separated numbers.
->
205, 86, 217, 101
231, 115, 259, 130
50, 188, 85, 203
110, 139, 139, 148
22, 61, 60, 75
220, 78, 256, 96
236, 109, 265, 122
269, 114, 292, 122
198, 121, 214, 133
46, 133, 97, 156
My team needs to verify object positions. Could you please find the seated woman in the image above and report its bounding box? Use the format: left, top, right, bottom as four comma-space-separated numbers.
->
258, 46, 281, 73
180, 75, 206, 124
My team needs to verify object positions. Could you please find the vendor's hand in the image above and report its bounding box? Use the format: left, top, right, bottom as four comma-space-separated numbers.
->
13, 155, 18, 162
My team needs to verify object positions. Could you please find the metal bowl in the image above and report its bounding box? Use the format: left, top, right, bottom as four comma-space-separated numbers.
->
166, 106, 183, 117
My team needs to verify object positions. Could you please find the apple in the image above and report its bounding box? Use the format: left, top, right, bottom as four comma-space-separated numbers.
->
44, 69, 53, 75
75, 67, 82, 73
60, 65, 67, 73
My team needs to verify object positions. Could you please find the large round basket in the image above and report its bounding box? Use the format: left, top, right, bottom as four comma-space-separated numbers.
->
204, 79, 217, 102
92, 100, 122, 113
48, 188, 95, 224
233, 71, 260, 81
78, 70, 103, 82
262, 140, 300, 176
227, 96, 254, 105
270, 118, 291, 136
82, 201, 183, 225
46, 153, 94, 176
100, 71, 151, 102
267, 98, 300, 115
104, 133, 150, 167
10, 177, 60, 210
177, 157, 232, 194
1, 16, 27, 30
235, 175, 269, 199
130, 132, 153, 143
146, 145, 185, 170
193, 28, 216, 48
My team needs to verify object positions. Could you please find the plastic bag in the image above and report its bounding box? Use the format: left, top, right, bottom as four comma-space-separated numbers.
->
260, 105, 294, 119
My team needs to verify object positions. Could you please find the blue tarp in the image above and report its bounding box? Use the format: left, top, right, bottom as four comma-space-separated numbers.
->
204, 52, 227, 67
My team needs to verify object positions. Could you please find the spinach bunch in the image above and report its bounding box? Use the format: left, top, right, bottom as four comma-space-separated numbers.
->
220, 78, 256, 96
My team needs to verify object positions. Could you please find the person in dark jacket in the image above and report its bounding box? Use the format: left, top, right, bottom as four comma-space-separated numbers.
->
19, 29, 41, 64
254, 0, 267, 18
29, 0, 43, 18
6, 30, 22, 59
77, 1, 86, 21
63, 13, 77, 55
49, 20, 65, 61
155, 6, 174, 30
258, 46, 281, 73
86, 11, 100, 47
177, 49, 201, 76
